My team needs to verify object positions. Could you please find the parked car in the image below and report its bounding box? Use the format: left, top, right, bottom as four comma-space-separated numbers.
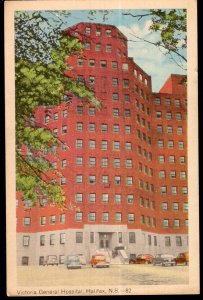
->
90, 254, 110, 268
175, 252, 189, 265
129, 254, 153, 264
43, 255, 59, 266
66, 255, 82, 269
77, 254, 86, 265
153, 254, 176, 266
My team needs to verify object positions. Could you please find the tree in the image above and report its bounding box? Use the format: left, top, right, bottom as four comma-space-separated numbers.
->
15, 11, 101, 207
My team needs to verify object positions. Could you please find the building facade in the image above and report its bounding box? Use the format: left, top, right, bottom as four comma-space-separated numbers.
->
16, 23, 188, 266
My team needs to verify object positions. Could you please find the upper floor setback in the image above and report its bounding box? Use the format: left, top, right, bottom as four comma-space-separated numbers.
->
158, 74, 187, 95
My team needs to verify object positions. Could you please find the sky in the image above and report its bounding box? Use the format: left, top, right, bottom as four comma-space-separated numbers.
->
46, 9, 187, 92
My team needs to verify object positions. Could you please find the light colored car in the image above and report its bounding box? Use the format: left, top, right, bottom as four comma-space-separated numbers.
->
90, 254, 110, 268
153, 254, 176, 266
66, 255, 82, 269
43, 255, 59, 266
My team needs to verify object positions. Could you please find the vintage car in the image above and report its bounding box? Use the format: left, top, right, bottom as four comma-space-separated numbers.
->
129, 254, 153, 264
66, 255, 82, 269
175, 252, 189, 265
90, 254, 110, 268
43, 255, 59, 266
153, 254, 176, 266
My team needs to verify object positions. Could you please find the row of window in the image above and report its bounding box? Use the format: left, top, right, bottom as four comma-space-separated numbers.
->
155, 111, 185, 120
161, 202, 188, 212
154, 97, 186, 107
75, 139, 135, 151
157, 140, 185, 149
83, 41, 127, 57
156, 125, 183, 135
159, 170, 187, 179
163, 219, 188, 228
158, 155, 186, 164
44, 109, 67, 123
160, 186, 188, 195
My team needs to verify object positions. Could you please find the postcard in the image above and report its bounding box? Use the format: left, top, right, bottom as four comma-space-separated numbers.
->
5, 0, 199, 296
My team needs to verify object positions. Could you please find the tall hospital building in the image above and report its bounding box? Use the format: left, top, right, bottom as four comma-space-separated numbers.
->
16, 23, 188, 265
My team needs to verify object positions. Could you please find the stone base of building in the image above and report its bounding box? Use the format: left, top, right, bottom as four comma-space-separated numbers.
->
17, 225, 188, 266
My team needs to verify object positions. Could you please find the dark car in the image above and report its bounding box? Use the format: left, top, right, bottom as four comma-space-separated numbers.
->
153, 254, 176, 266
129, 254, 153, 264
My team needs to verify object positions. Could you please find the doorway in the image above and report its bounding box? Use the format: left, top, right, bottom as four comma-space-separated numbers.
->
99, 233, 111, 249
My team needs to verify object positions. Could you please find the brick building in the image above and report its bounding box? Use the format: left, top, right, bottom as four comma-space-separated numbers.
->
16, 23, 188, 266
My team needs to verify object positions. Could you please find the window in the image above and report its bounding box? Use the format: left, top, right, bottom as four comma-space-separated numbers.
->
77, 75, 84, 83
22, 257, 29, 265
180, 156, 186, 164
50, 234, 55, 245
128, 213, 135, 223
170, 171, 176, 178
115, 194, 121, 203
171, 186, 177, 195
138, 162, 142, 172
76, 139, 83, 149
89, 157, 96, 166
166, 112, 172, 120
114, 213, 121, 222
89, 76, 95, 84
75, 193, 83, 202
112, 61, 118, 69
60, 233, 66, 244
113, 141, 120, 150
165, 99, 171, 106
139, 197, 144, 206
124, 94, 130, 102
89, 175, 96, 184
76, 232, 83, 243
176, 113, 182, 120
51, 162, 57, 169
106, 44, 112, 52
89, 59, 95, 67
77, 58, 84, 66
167, 126, 173, 134
123, 79, 129, 88
89, 140, 96, 149
113, 108, 119, 116
61, 159, 66, 168
75, 212, 83, 222
169, 155, 175, 163
158, 140, 164, 148
96, 27, 101, 36
126, 159, 132, 168
101, 140, 108, 150
148, 235, 152, 246
76, 157, 83, 166
178, 141, 184, 149
176, 236, 182, 246
84, 42, 90, 50
100, 60, 107, 68
101, 124, 108, 132
112, 93, 119, 101
112, 78, 118, 86
85, 26, 91, 35
174, 219, 180, 228
53, 112, 58, 121
89, 107, 95, 115
127, 195, 134, 204
175, 99, 180, 107
61, 177, 66, 185
182, 187, 188, 195
136, 130, 141, 139
89, 193, 96, 203
129, 232, 136, 243
165, 236, 171, 246
122, 63, 128, 71
125, 125, 131, 134
102, 158, 108, 167
183, 203, 188, 212
156, 111, 162, 119
89, 212, 96, 222
90, 232, 94, 243
102, 212, 109, 222
23, 217, 31, 226
177, 127, 183, 135
50, 215, 56, 225
113, 124, 120, 133
61, 143, 67, 151
172, 203, 179, 211
114, 158, 120, 168
144, 78, 148, 86
126, 177, 133, 185
40, 216, 46, 225
77, 106, 83, 114
53, 128, 58, 136
124, 109, 131, 117
23, 236, 30, 246
60, 213, 65, 224
155, 98, 161, 105
118, 232, 122, 243
161, 186, 167, 195
125, 142, 132, 151
159, 170, 166, 178
102, 175, 109, 184
157, 125, 163, 133
96, 43, 101, 51
114, 176, 121, 185
89, 123, 96, 132
162, 202, 168, 211
106, 29, 112, 36
163, 219, 169, 228
159, 155, 165, 163
45, 115, 50, 124
102, 194, 109, 203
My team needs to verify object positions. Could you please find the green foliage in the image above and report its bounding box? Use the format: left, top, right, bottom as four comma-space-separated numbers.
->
15, 11, 101, 207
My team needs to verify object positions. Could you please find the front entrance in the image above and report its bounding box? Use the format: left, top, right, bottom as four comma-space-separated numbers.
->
99, 233, 112, 249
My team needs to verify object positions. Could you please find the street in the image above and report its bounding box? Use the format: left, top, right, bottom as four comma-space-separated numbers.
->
17, 264, 189, 287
